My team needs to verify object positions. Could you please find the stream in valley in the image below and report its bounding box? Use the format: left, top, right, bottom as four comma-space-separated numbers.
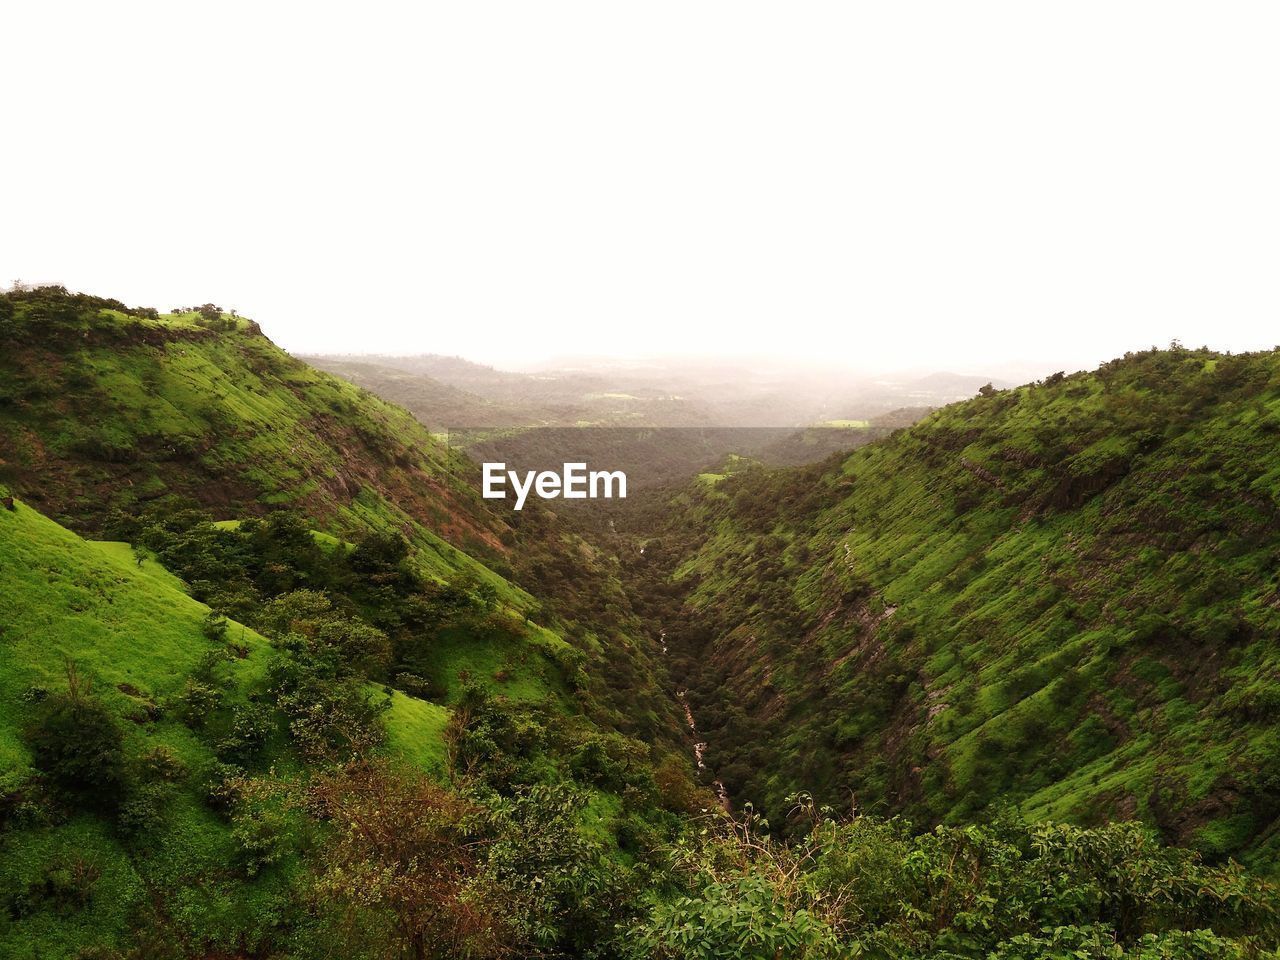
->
662, 629, 730, 811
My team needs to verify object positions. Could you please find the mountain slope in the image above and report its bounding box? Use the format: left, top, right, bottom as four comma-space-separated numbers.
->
2, 287, 686, 737
0, 290, 695, 956
0, 493, 288, 956
0, 288, 505, 569
634, 347, 1280, 868
0, 493, 444, 792
0, 488, 592, 955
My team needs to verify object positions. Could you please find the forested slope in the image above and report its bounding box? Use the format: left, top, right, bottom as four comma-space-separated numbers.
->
636, 347, 1280, 870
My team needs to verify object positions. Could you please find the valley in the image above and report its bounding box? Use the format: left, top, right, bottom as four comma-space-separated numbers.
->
304, 352, 982, 493
1, 286, 1278, 958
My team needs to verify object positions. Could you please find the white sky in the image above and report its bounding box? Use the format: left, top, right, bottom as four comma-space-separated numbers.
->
3, 2, 1278, 375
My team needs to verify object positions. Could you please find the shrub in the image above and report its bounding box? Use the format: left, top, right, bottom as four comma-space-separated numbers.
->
622, 804, 1280, 958
25, 667, 126, 812
21, 855, 101, 914
231, 801, 293, 877
204, 761, 247, 814
196, 303, 227, 328
117, 781, 170, 836
201, 612, 229, 642
270, 660, 389, 762
311, 761, 501, 958
216, 701, 277, 766
393, 672, 442, 701
173, 677, 225, 728
140, 744, 188, 783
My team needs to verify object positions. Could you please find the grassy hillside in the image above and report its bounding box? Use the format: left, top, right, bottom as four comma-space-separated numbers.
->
0, 493, 289, 956
0, 471, 711, 957
0, 487, 734, 958
0, 492, 457, 777
0, 287, 683, 743
0, 288, 506, 571
0, 497, 258, 781
633, 346, 1280, 870
0, 489, 655, 956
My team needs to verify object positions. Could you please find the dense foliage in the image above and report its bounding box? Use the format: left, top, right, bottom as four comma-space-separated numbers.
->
628, 799, 1279, 959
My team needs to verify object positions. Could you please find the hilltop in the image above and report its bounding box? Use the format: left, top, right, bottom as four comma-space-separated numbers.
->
0, 290, 504, 565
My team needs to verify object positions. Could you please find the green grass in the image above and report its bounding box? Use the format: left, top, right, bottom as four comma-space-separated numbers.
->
383, 690, 451, 776
414, 624, 566, 705
88, 540, 189, 593
0, 497, 459, 785
0, 817, 148, 958
0, 500, 270, 782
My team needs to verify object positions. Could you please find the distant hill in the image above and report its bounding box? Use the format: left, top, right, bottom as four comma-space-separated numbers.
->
307, 352, 992, 496
308, 352, 717, 428
299, 355, 533, 429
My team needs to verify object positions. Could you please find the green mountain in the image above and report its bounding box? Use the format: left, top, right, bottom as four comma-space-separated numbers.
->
2, 286, 1278, 958
0, 291, 505, 568
0, 287, 695, 955
630, 347, 1280, 869
0, 287, 677, 739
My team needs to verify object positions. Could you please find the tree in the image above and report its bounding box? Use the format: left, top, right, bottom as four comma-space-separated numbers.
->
25, 662, 126, 811
269, 655, 389, 762
349, 530, 410, 573
311, 761, 504, 960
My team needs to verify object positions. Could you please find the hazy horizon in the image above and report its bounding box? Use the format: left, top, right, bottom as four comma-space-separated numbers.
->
301, 344, 1068, 386
4, 3, 1278, 376
7, 267, 1273, 386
